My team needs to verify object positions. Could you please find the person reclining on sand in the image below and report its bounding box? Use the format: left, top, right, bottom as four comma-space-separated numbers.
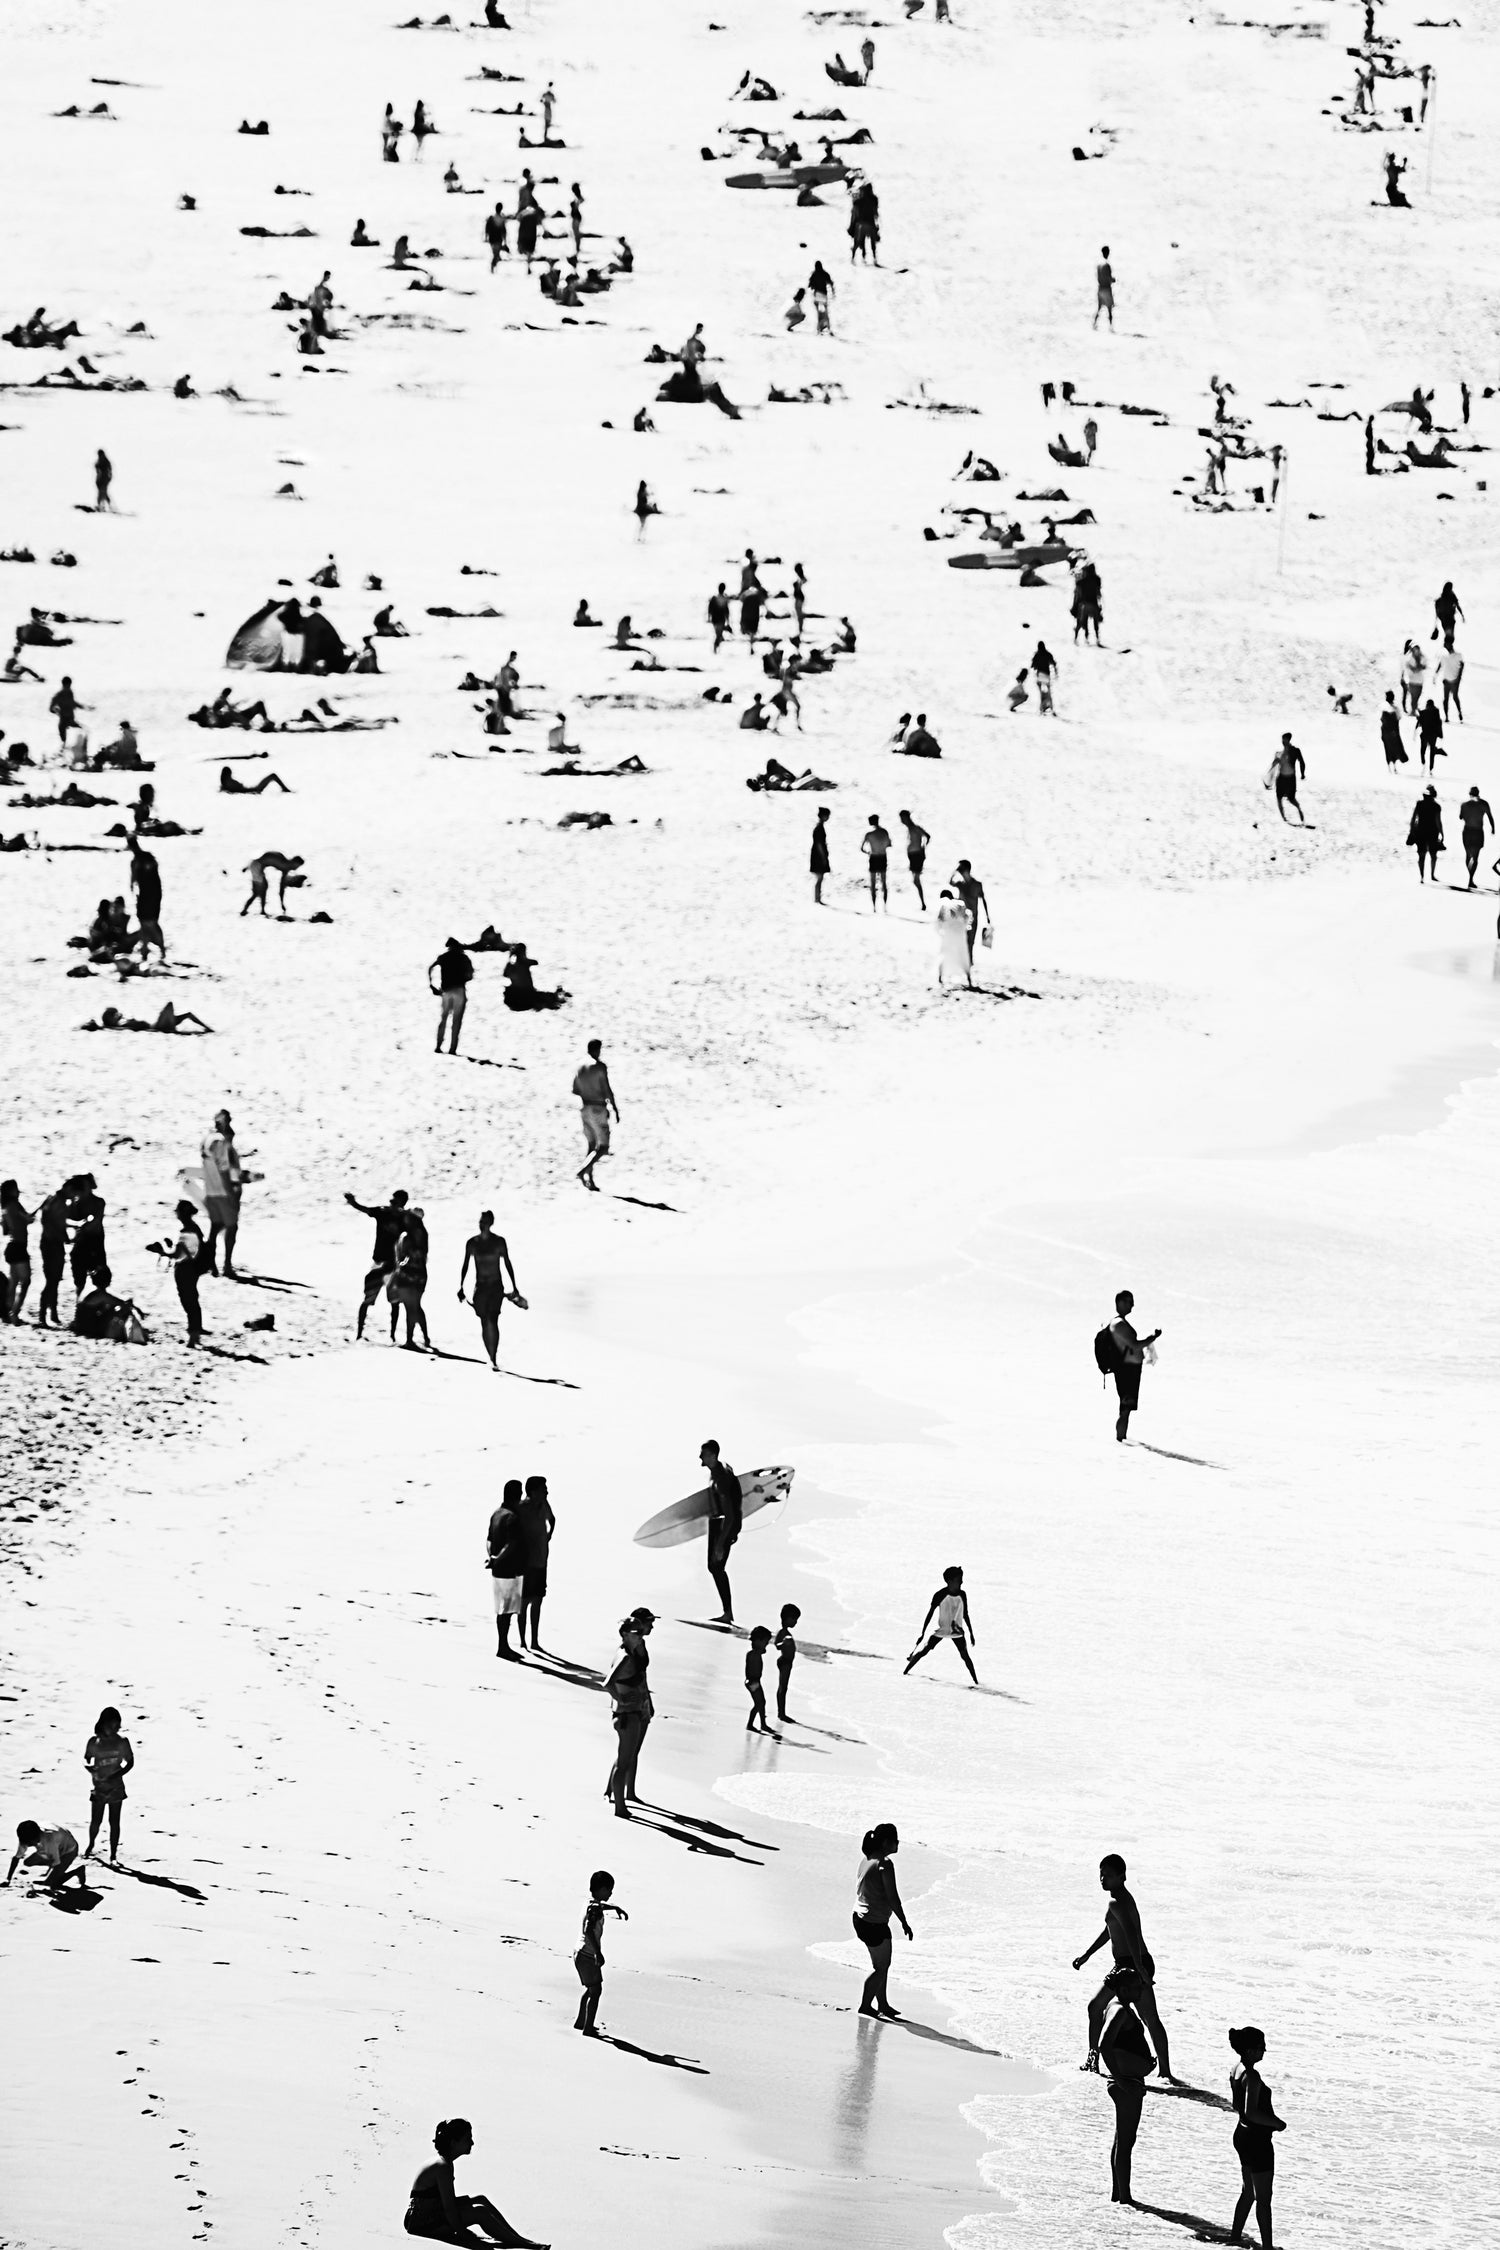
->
191, 688, 271, 729
220, 764, 290, 794
84, 1002, 214, 1034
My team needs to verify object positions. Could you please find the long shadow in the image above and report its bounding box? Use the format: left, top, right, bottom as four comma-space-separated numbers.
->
677, 1619, 891, 1665
459, 1055, 526, 1071
501, 1368, 581, 1389
1132, 1442, 1225, 1470
635, 1801, 779, 1853
107, 1863, 207, 1901
619, 1809, 764, 1864
782, 1721, 867, 1745
596, 2033, 709, 2074
198, 1343, 270, 1366
517, 1653, 608, 1694
1143, 2081, 1233, 2110
410, 1344, 488, 1365
1130, 2201, 1237, 2241
866, 2015, 1013, 2059
222, 1271, 311, 1292
47, 1885, 103, 1913
610, 1194, 680, 1213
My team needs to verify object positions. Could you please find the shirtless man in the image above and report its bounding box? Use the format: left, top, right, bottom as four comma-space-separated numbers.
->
1073, 1853, 1173, 2079
1093, 245, 1115, 331
1460, 787, 1494, 887
458, 1208, 519, 1370
241, 851, 305, 916
899, 809, 930, 909
345, 1187, 409, 1338
1107, 1288, 1159, 1442
862, 814, 891, 911
572, 1039, 620, 1190
1267, 733, 1306, 825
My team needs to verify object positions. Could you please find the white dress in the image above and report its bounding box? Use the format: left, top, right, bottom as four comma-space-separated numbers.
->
936, 898, 972, 980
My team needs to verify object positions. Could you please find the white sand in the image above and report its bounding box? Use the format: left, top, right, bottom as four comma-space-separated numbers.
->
4, 0, 1498, 2245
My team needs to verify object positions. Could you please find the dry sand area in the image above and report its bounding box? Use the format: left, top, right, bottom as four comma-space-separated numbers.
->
3, 1, 1498, 2247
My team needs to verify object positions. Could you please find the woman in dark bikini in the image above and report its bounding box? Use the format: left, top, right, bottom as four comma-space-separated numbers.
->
1228, 2025, 1286, 2247
605, 1610, 654, 1816
457, 1209, 520, 1371
404, 2117, 547, 2248
853, 1822, 913, 2016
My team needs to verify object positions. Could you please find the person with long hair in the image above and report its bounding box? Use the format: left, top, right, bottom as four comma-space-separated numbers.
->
404, 2118, 547, 2247
853, 1822, 913, 2016
1228, 2025, 1286, 2247
605, 1609, 655, 1815
84, 1706, 134, 1861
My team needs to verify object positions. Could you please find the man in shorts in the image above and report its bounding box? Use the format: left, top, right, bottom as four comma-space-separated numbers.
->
1093, 245, 1115, 330
4, 1820, 86, 1892
201, 1109, 242, 1276
899, 809, 930, 909
861, 814, 891, 911
700, 1437, 742, 1623
486, 1482, 526, 1660
1267, 733, 1306, 824
1107, 1288, 1159, 1442
572, 1038, 620, 1192
1072, 1852, 1173, 2080
345, 1186, 409, 1337
517, 1474, 555, 1650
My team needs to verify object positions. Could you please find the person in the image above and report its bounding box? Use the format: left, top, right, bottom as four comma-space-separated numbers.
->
1083, 416, 1098, 462
743, 1626, 777, 1732
1416, 699, 1443, 770
1098, 1970, 1156, 2204
606, 1608, 655, 1815
381, 103, 402, 162
740, 581, 764, 644
515, 1474, 553, 1648
571, 1039, 619, 1191
4, 1820, 87, 1893
900, 712, 941, 758
1093, 245, 1114, 329
220, 763, 290, 793
574, 1871, 627, 2034
1437, 636, 1464, 722
1031, 640, 1058, 716
1228, 2025, 1286, 2248
1384, 150, 1409, 206
94, 449, 113, 509
458, 1209, 519, 1372
708, 582, 731, 648
49, 674, 79, 741
1072, 559, 1103, 644
1265, 733, 1305, 825
202, 1110, 242, 1277
861, 814, 891, 910
403, 2118, 546, 2248
1434, 580, 1463, 640
1380, 691, 1407, 769
540, 81, 556, 139
69, 1188, 106, 1299
853, 1823, 912, 2017
388, 1208, 430, 1348
430, 937, 474, 1055
739, 692, 769, 731
83, 1706, 134, 1862
36, 1183, 68, 1328
346, 1187, 409, 1339
487, 1479, 526, 1659
952, 860, 989, 959
1006, 668, 1030, 713
1400, 639, 1426, 716
935, 889, 972, 988
774, 1602, 801, 1721
1104, 1288, 1159, 1442
128, 837, 165, 958
810, 805, 831, 903
700, 1437, 741, 1621
1407, 784, 1444, 882
1460, 787, 1494, 887
903, 1564, 978, 1683
351, 217, 375, 247
168, 1198, 206, 1343
1074, 1852, 1173, 2077
785, 287, 808, 331
484, 201, 509, 269
241, 851, 305, 916
1, 1179, 35, 1323
809, 260, 835, 334
898, 809, 930, 909
849, 179, 880, 264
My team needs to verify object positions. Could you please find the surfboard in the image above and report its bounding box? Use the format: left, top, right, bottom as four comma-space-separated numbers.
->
725, 165, 845, 191
948, 543, 1070, 572
633, 1464, 794, 1548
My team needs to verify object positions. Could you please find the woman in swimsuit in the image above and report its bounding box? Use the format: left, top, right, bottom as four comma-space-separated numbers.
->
404, 2117, 547, 2247
853, 1822, 913, 2016
458, 1209, 519, 1371
1, 1178, 37, 1322
1228, 2025, 1285, 2247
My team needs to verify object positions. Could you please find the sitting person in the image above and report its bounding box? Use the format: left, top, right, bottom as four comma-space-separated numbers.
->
84, 1002, 213, 1034
482, 693, 510, 737
747, 756, 797, 791
351, 218, 377, 246
546, 711, 578, 754
457, 924, 510, 952
631, 405, 655, 432
613, 615, 638, 649
573, 598, 601, 627
353, 636, 381, 673
898, 712, 942, 758
404, 2118, 545, 2250
738, 693, 771, 730
220, 764, 291, 794
96, 720, 146, 768
71, 1263, 135, 1341
3, 647, 43, 683
372, 604, 408, 636
502, 946, 568, 1011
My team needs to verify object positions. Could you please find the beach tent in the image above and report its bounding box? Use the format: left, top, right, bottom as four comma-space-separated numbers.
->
225, 599, 286, 670
225, 598, 351, 673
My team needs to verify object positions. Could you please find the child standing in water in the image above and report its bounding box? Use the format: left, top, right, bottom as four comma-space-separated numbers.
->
573, 1870, 627, 2034
904, 1565, 978, 1683
84, 1706, 134, 1862
745, 1627, 777, 1731
774, 1602, 801, 1721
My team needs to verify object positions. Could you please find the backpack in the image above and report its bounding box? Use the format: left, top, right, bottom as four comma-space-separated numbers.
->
1093, 1324, 1123, 1377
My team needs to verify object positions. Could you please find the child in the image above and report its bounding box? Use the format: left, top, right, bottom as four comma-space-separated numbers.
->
745, 1626, 777, 1731
4, 1819, 86, 1892
774, 1602, 801, 1722
573, 1869, 628, 2034
903, 1565, 978, 1683
84, 1705, 134, 1862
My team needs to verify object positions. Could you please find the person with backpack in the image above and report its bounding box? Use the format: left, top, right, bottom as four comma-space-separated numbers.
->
1095, 1290, 1160, 1442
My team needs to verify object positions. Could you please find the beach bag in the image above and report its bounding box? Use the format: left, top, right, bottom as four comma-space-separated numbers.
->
980, 925, 993, 950
1093, 1325, 1123, 1377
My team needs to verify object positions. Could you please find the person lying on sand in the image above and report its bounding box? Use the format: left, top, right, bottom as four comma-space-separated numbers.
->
83, 1002, 213, 1034
220, 764, 290, 793
190, 688, 272, 729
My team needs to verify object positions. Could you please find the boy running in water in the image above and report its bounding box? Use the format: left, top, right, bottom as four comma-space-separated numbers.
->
903, 1565, 978, 1683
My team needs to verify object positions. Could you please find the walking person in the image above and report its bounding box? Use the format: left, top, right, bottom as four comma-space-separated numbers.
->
94, 449, 113, 510
49, 674, 79, 742
852, 1823, 913, 2017
952, 859, 989, 958
388, 1207, 430, 1348
1073, 1852, 1174, 2078
487, 1478, 526, 1660
573, 1871, 627, 2035
1031, 640, 1059, 716
1437, 636, 1464, 722
808, 260, 835, 334
1416, 698, 1443, 770
606, 1608, 655, 1816
1434, 580, 1463, 640
484, 202, 509, 269
1093, 245, 1115, 329
83, 1706, 134, 1863
430, 937, 473, 1055
1380, 690, 1408, 769
572, 1038, 619, 1191
516, 1474, 554, 1650
1099, 1288, 1159, 1442
128, 838, 165, 960
1460, 787, 1494, 887
1098, 1972, 1157, 2205
774, 1602, 801, 1721
899, 810, 929, 908
861, 814, 891, 910
346, 1186, 410, 1338
935, 889, 973, 988
700, 1438, 742, 1622
168, 1199, 206, 1343
902, 1565, 979, 1683
1400, 639, 1426, 716
810, 805, 831, 903
708, 582, 731, 649
458, 1209, 520, 1371
1265, 733, 1306, 825
201, 1109, 242, 1277
1228, 2026, 1287, 2248
1407, 784, 1444, 882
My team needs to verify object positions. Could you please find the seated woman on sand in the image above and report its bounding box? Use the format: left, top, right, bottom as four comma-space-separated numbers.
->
404, 2118, 546, 2248
220, 764, 290, 794
351, 218, 377, 246
503, 947, 567, 1012
546, 712, 578, 754
573, 599, 601, 627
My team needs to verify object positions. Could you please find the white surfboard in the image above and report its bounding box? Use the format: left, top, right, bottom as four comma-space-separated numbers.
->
633, 1464, 794, 1549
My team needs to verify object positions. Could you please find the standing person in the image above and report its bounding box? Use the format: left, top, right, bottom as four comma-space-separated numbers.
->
860, 34, 875, 78
484, 201, 509, 269
1093, 246, 1115, 330
388, 1207, 430, 1348
380, 103, 402, 161
1416, 698, 1444, 770
168, 1199, 206, 1344
853, 1823, 913, 2017
1098, 1971, 1157, 2204
1460, 787, 1494, 887
708, 581, 731, 649
83, 1706, 134, 1863
606, 1608, 655, 1815
516, 1474, 554, 1650
1083, 416, 1099, 462
1031, 641, 1058, 716
571, 1039, 619, 1192
1072, 560, 1103, 644
403, 2118, 546, 2249
0, 1179, 35, 1323
1265, 733, 1306, 825
4, 1820, 86, 1894
745, 1627, 777, 1732
1437, 636, 1464, 722
1380, 690, 1408, 769
633, 480, 656, 534
68, 1186, 106, 1301
1434, 580, 1464, 640
346, 1187, 409, 1339
952, 860, 989, 959
429, 937, 473, 1056
49, 674, 79, 741
700, 1438, 741, 1622
1407, 784, 1444, 882
1103, 1288, 1159, 1442
774, 1602, 801, 1721
128, 838, 165, 959
573, 1872, 627, 2035
201, 1109, 242, 1277
902, 1565, 979, 1683
935, 889, 973, 987
487, 1478, 526, 1660
458, 1210, 520, 1372
739, 579, 764, 645
1228, 2026, 1286, 2248
540, 81, 556, 139
861, 814, 891, 910
1400, 639, 1427, 716
36, 1182, 68, 1328
899, 810, 930, 908
810, 805, 832, 904
94, 449, 113, 510
809, 260, 835, 334
1073, 1852, 1174, 2078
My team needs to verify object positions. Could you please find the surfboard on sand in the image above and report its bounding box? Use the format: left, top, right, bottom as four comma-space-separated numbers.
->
634, 1465, 794, 1548
948, 542, 1071, 571
725, 165, 845, 191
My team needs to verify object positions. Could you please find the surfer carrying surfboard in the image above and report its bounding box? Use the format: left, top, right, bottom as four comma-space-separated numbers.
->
700, 1439, 742, 1622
